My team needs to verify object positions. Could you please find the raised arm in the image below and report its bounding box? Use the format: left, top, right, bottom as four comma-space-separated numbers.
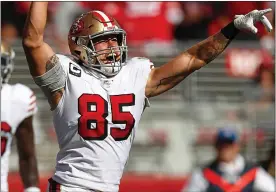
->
22, 2, 55, 76
145, 9, 273, 97
23, 2, 66, 110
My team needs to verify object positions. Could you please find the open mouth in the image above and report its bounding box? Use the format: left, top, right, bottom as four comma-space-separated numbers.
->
106, 54, 115, 61
103, 53, 120, 64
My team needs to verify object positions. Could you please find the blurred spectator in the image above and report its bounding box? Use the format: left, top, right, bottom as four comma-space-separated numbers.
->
1, 22, 18, 46
121, 1, 183, 56
79, 2, 183, 46
174, 2, 220, 40
183, 128, 275, 192
243, 62, 275, 133
53, 2, 183, 56
1, 1, 70, 53
1, 2, 61, 42
1, 2, 30, 37
254, 65, 275, 101
225, 48, 273, 79
236, 48, 274, 104
208, 1, 274, 40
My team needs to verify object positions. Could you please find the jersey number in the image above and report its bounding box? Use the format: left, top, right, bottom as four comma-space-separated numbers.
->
1, 122, 11, 156
78, 94, 135, 141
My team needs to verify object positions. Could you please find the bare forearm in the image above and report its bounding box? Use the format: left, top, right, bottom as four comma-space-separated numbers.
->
23, 2, 48, 46
16, 117, 39, 189
146, 25, 237, 97
169, 31, 232, 78
176, 21, 238, 74
160, 32, 231, 77
186, 32, 230, 68
19, 157, 39, 188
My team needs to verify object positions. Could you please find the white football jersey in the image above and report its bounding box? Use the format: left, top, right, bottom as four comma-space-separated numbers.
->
1, 83, 37, 192
52, 54, 153, 191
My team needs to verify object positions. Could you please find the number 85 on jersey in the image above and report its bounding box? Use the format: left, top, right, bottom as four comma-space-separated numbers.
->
78, 93, 135, 141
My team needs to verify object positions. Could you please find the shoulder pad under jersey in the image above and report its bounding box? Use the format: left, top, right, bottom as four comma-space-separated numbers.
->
128, 57, 154, 69
56, 54, 82, 76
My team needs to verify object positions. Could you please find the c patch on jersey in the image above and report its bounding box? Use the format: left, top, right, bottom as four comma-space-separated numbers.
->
69, 63, 82, 77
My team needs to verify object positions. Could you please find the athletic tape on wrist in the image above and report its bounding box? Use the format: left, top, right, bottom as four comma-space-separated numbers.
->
221, 21, 240, 40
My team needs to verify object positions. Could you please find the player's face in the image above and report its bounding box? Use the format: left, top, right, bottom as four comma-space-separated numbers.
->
92, 34, 121, 64
216, 142, 240, 162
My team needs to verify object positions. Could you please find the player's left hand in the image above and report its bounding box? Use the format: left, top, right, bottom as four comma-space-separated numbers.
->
234, 9, 273, 34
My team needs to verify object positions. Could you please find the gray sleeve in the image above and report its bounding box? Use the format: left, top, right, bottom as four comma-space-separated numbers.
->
33, 61, 67, 98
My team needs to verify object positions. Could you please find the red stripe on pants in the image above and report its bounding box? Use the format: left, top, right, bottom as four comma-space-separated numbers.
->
48, 178, 61, 192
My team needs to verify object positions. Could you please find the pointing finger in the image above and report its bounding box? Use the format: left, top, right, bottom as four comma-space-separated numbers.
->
260, 15, 273, 32
258, 8, 272, 16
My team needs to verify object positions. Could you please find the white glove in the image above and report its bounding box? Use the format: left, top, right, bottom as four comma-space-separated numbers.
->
234, 9, 273, 34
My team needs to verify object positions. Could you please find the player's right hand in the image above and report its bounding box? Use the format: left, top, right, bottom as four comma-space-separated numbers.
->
233, 9, 273, 34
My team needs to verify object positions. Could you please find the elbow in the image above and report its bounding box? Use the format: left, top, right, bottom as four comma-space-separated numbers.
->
22, 37, 43, 50
22, 30, 44, 49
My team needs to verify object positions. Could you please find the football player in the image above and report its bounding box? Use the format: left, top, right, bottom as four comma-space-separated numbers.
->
22, 2, 273, 192
1, 42, 40, 192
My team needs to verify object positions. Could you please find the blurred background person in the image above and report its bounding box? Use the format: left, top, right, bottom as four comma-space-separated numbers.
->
245, 63, 275, 130
208, 1, 272, 39
174, 2, 220, 41
1, 2, 29, 38
53, 1, 184, 56
1, 22, 18, 46
1, 42, 40, 192
184, 128, 275, 192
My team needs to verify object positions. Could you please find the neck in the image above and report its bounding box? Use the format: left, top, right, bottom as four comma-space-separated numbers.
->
218, 158, 235, 164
